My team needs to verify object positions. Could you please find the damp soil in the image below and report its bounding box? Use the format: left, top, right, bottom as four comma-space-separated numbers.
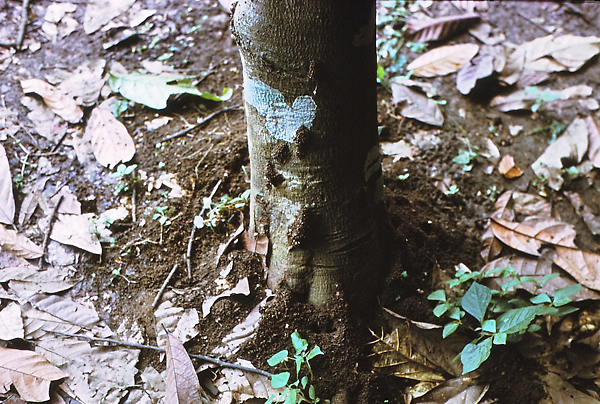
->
2, 1, 600, 403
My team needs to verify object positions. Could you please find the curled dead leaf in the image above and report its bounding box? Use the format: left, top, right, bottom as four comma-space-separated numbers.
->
498, 154, 523, 179
20, 79, 83, 123
407, 43, 480, 78
405, 13, 480, 43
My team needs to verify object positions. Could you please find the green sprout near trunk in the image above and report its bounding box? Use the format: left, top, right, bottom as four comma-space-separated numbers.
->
428, 265, 581, 374
266, 331, 329, 404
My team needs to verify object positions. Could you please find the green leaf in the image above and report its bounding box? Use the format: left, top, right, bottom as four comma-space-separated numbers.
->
271, 372, 290, 389
427, 290, 446, 301
108, 72, 232, 109
461, 338, 493, 374
497, 306, 539, 334
301, 376, 308, 389
268, 350, 289, 367
443, 321, 460, 338
553, 284, 582, 305
530, 294, 551, 304
295, 356, 302, 376
284, 389, 298, 404
448, 307, 465, 320
540, 273, 560, 285
493, 332, 507, 345
538, 305, 579, 317
265, 394, 275, 404
309, 385, 316, 400
307, 345, 324, 361
433, 303, 449, 317
461, 282, 492, 323
501, 278, 522, 293
482, 319, 496, 333
291, 331, 308, 355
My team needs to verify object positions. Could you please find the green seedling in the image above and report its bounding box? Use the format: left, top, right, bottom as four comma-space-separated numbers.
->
524, 86, 562, 113
110, 164, 139, 195
266, 331, 329, 404
152, 206, 172, 226
428, 265, 581, 374
453, 140, 479, 171
194, 189, 250, 230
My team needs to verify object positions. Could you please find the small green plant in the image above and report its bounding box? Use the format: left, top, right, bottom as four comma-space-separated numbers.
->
152, 206, 173, 226
428, 265, 581, 374
110, 164, 139, 195
524, 86, 562, 113
452, 140, 479, 171
266, 331, 329, 404
194, 189, 250, 230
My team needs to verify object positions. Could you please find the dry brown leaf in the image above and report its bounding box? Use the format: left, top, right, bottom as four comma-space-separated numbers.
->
586, 116, 600, 168
50, 59, 107, 107
381, 140, 418, 162
480, 191, 513, 262
553, 246, 600, 292
0, 302, 25, 340
49, 213, 102, 255
405, 13, 480, 43
407, 43, 479, 78
456, 52, 494, 95
413, 376, 488, 404
523, 35, 600, 73
541, 372, 600, 404
83, 0, 136, 34
490, 217, 576, 257
0, 347, 67, 402
468, 22, 505, 46
20, 79, 83, 124
564, 192, 600, 236
498, 154, 523, 179
164, 331, 204, 404
390, 82, 444, 126
0, 225, 43, 259
0, 143, 15, 224
84, 104, 135, 169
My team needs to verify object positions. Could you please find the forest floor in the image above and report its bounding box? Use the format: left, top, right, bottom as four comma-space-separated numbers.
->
1, 1, 600, 403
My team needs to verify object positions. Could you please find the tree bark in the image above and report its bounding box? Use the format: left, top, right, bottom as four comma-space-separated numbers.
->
232, 0, 382, 306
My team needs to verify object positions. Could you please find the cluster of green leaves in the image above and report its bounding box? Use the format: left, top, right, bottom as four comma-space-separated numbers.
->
110, 164, 139, 195
452, 140, 479, 172
376, 0, 427, 84
153, 205, 173, 226
428, 266, 581, 374
266, 331, 329, 404
193, 189, 250, 230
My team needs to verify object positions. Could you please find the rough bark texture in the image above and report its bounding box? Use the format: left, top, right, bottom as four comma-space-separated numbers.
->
232, 0, 382, 306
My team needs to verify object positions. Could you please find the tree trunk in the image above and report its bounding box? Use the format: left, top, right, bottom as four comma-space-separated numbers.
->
232, 0, 382, 306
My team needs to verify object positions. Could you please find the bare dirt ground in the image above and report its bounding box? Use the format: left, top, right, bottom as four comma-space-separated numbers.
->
1, 1, 600, 403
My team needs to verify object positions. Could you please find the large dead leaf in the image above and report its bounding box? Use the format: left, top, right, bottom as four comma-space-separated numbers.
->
49, 213, 102, 255
20, 96, 67, 143
20, 79, 83, 124
83, 0, 136, 34
522, 35, 600, 73
381, 140, 418, 162
0, 143, 15, 224
0, 302, 24, 340
490, 217, 576, 257
531, 118, 588, 191
164, 332, 204, 404
553, 246, 600, 292
155, 298, 199, 349
48, 59, 107, 107
413, 375, 488, 404
407, 43, 479, 78
456, 52, 494, 95
84, 103, 135, 168
0, 347, 66, 402
0, 225, 43, 259
540, 372, 600, 404
564, 192, 600, 236
0, 265, 75, 294
405, 13, 480, 43
390, 81, 444, 126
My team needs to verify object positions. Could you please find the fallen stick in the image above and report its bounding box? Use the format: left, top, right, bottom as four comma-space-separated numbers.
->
38, 194, 64, 268
152, 263, 179, 308
0, 0, 30, 49
44, 329, 273, 378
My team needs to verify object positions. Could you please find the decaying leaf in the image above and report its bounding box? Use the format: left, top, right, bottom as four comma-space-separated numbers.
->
83, 0, 136, 34
0, 347, 67, 402
412, 375, 488, 404
164, 332, 204, 404
498, 154, 523, 179
20, 96, 67, 143
564, 192, 600, 236
202, 277, 250, 318
155, 298, 200, 349
456, 52, 494, 95
20, 79, 83, 124
531, 118, 588, 191
0, 225, 43, 259
84, 103, 135, 169
586, 116, 600, 168
108, 71, 232, 110
541, 372, 600, 404
49, 59, 107, 107
0, 265, 74, 295
390, 81, 444, 126
381, 140, 418, 162
216, 360, 280, 404
553, 246, 600, 292
405, 13, 480, 43
0, 143, 15, 224
468, 22, 505, 46
49, 213, 102, 255
407, 43, 479, 78
0, 302, 24, 340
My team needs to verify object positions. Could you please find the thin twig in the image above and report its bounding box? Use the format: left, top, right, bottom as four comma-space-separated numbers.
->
131, 187, 137, 223
152, 263, 179, 308
517, 13, 551, 35
159, 105, 240, 143
38, 194, 64, 268
44, 329, 273, 378
0, 0, 30, 49
186, 179, 221, 277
